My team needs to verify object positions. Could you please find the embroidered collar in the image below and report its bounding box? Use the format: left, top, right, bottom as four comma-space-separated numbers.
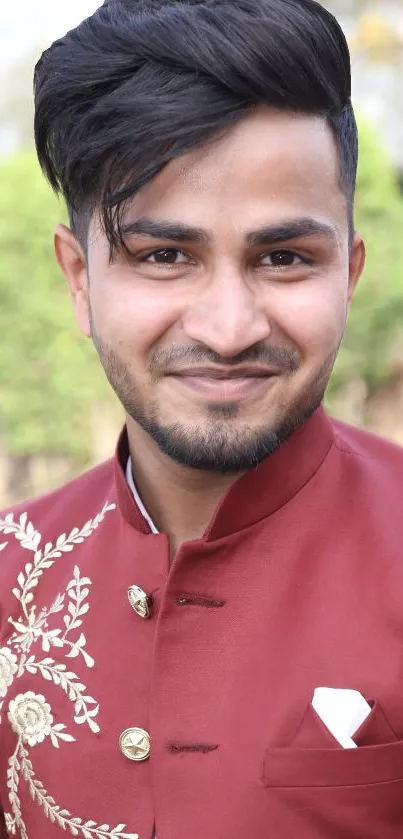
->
114, 406, 334, 540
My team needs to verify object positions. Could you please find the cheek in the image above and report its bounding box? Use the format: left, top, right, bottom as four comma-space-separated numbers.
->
90, 276, 181, 355
270, 279, 348, 358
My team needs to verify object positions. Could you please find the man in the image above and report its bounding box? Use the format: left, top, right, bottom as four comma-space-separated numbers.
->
0, 0, 402, 836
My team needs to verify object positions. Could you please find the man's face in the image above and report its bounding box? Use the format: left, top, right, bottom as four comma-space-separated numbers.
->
57, 107, 365, 473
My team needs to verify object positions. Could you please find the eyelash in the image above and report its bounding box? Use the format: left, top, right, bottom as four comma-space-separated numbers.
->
132, 248, 311, 268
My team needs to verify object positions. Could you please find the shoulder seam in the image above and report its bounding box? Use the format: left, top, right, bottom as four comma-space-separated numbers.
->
334, 435, 382, 463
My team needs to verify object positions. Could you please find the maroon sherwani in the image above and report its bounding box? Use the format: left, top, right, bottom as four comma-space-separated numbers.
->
0, 406, 403, 839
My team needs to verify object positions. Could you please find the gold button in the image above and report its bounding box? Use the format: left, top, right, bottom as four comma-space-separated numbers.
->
119, 727, 151, 761
128, 585, 151, 619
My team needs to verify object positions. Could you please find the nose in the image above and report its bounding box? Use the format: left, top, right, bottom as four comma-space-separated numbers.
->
182, 267, 271, 357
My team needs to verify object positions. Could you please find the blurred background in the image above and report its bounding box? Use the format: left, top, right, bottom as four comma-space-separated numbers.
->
1, 0, 403, 505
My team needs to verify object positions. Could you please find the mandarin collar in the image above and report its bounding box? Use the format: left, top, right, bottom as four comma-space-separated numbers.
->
114, 406, 334, 541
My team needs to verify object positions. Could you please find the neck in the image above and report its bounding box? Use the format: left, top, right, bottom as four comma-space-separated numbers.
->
126, 417, 244, 557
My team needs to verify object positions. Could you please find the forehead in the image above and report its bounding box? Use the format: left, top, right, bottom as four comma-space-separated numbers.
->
120, 107, 347, 238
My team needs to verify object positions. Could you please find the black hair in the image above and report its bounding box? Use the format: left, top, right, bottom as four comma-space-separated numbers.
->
34, 0, 357, 256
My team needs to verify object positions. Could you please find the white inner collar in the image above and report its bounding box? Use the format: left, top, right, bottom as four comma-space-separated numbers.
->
126, 456, 159, 534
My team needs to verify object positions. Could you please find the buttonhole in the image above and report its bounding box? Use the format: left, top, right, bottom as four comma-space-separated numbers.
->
167, 743, 219, 754
176, 594, 226, 608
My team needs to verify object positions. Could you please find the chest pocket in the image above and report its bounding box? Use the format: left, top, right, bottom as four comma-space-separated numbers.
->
262, 701, 403, 839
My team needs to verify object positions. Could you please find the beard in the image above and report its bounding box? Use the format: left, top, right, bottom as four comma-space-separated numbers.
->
92, 329, 336, 474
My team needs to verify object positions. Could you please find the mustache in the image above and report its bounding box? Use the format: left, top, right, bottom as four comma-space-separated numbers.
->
149, 344, 300, 376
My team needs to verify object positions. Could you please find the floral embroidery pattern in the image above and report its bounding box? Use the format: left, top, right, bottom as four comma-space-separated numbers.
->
0, 649, 18, 699
8, 692, 55, 747
0, 504, 139, 839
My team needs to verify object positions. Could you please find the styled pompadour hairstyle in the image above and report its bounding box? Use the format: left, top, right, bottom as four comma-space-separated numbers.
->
34, 0, 357, 255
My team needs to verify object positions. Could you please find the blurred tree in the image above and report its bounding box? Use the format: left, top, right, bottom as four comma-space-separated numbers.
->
328, 118, 403, 404
0, 152, 115, 462
351, 11, 402, 64
324, 0, 403, 64
0, 51, 38, 151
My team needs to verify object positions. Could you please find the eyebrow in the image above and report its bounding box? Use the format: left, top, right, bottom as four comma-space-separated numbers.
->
120, 218, 210, 244
119, 217, 338, 247
246, 218, 338, 247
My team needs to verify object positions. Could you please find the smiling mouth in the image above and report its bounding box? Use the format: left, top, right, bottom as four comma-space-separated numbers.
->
166, 365, 279, 378
167, 370, 278, 401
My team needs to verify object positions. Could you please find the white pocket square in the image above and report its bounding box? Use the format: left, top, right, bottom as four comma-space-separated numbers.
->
312, 687, 372, 749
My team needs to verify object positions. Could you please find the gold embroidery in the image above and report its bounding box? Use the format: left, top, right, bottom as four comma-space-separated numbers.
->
0, 503, 139, 839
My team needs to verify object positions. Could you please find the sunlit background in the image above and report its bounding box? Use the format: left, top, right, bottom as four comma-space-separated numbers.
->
1, 0, 99, 61
1, 0, 403, 504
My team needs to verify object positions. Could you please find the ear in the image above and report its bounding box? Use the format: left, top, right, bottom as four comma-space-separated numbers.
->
347, 232, 366, 307
54, 224, 91, 337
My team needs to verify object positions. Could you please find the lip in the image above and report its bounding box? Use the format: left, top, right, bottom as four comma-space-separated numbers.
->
167, 367, 278, 379
167, 370, 278, 401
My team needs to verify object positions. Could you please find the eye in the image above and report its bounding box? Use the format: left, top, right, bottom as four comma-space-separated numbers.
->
142, 248, 189, 265
260, 250, 305, 268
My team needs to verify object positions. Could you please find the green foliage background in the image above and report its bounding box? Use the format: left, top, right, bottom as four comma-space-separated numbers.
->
1, 116, 403, 460
0, 153, 112, 461
328, 119, 403, 400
